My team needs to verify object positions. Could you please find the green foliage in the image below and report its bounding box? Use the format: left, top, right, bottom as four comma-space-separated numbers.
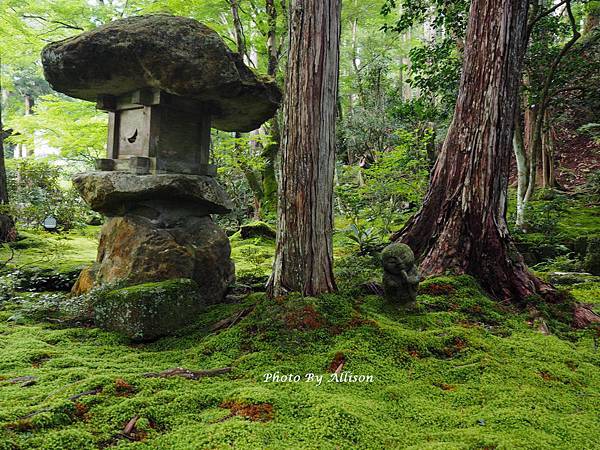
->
2, 159, 96, 230
521, 191, 566, 236
532, 253, 584, 273
407, 39, 462, 106
342, 223, 385, 256
381, 0, 468, 113
582, 169, 600, 204
229, 232, 275, 286
213, 131, 275, 227
334, 254, 380, 292
0, 228, 99, 273
6, 95, 106, 162
336, 130, 430, 238
2, 266, 80, 293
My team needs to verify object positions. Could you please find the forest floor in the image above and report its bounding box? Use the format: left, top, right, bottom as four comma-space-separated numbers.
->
0, 196, 599, 449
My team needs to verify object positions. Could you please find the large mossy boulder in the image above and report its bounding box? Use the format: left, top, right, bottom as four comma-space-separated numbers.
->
94, 278, 204, 341
93, 215, 234, 303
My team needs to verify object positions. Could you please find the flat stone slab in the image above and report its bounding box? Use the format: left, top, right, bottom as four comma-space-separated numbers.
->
72, 171, 232, 215
42, 14, 281, 132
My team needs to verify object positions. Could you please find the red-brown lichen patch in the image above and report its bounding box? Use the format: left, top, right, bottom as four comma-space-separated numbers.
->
433, 382, 456, 391
538, 371, 559, 382
4, 419, 33, 432
330, 315, 377, 336
327, 352, 346, 373
73, 402, 90, 421
283, 305, 324, 330
419, 283, 456, 296
30, 354, 51, 368
220, 401, 274, 422
437, 336, 468, 358
408, 349, 421, 358
348, 315, 378, 329
273, 295, 287, 305
114, 378, 135, 397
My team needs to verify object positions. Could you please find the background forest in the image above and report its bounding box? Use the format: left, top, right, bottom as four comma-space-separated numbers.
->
0, 0, 599, 449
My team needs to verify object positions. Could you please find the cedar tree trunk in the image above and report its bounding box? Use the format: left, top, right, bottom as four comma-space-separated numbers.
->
393, 0, 553, 301
267, 0, 340, 296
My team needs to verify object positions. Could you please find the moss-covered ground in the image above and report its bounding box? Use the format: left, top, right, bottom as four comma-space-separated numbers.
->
0, 227, 99, 273
1, 204, 599, 449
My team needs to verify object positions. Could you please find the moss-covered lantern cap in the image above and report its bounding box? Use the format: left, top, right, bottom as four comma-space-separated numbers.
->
41, 14, 281, 132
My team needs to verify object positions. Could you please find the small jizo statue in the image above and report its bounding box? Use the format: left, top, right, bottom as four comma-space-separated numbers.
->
381, 243, 419, 308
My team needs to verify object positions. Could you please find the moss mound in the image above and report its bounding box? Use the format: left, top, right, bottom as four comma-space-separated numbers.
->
239, 221, 276, 240
0, 273, 599, 449
93, 279, 205, 341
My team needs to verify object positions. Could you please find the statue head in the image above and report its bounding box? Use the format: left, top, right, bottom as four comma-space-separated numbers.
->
381, 243, 415, 275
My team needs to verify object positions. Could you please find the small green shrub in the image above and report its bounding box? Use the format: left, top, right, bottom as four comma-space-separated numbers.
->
582, 170, 600, 204
524, 192, 566, 235
4, 159, 94, 230
532, 253, 584, 273
342, 222, 386, 256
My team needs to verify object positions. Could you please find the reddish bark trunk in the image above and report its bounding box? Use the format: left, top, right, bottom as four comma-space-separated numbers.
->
267, 0, 340, 297
393, 0, 553, 301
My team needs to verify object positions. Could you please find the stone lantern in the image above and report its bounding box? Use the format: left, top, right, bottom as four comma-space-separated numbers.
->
41, 14, 281, 340
95, 89, 214, 176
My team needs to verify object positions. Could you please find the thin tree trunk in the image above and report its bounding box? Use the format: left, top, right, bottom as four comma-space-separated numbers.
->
522, 2, 580, 216
523, 103, 538, 205
0, 120, 8, 207
541, 130, 548, 189
260, 0, 281, 218
393, 0, 553, 301
514, 104, 528, 229
267, 0, 340, 297
266, 0, 278, 76
229, 0, 247, 62
547, 122, 556, 188
0, 58, 16, 243
541, 111, 556, 189
350, 15, 364, 104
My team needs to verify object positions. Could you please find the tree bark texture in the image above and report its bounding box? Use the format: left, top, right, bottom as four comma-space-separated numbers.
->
393, 0, 553, 301
268, 0, 340, 297
0, 61, 16, 243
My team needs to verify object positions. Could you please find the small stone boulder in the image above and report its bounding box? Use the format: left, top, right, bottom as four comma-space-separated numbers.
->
239, 221, 276, 240
42, 14, 281, 132
381, 243, 419, 308
72, 265, 97, 296
94, 278, 204, 341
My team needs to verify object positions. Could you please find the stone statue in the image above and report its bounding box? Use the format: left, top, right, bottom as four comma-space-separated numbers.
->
42, 14, 282, 339
381, 243, 419, 308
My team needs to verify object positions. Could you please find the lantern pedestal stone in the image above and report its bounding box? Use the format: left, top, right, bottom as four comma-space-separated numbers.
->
71, 172, 235, 306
